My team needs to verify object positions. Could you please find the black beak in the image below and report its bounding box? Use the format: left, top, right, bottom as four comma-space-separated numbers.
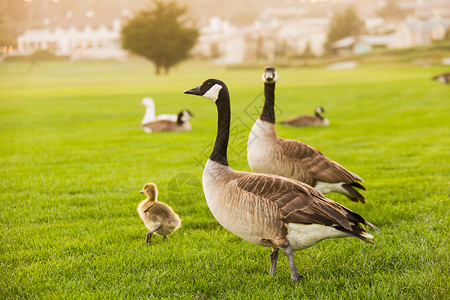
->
265, 71, 274, 82
140, 190, 144, 194
184, 85, 202, 95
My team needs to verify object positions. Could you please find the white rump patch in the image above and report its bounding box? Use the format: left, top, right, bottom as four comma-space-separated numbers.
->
314, 181, 346, 194
286, 223, 349, 251
202, 84, 222, 102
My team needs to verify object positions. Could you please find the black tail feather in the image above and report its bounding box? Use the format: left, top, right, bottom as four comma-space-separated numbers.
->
342, 184, 365, 203
333, 225, 374, 244
351, 181, 366, 191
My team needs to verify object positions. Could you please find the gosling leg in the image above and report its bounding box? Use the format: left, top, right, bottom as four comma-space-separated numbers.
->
283, 244, 304, 282
162, 236, 167, 242
269, 248, 279, 276
145, 224, 161, 246
145, 231, 153, 245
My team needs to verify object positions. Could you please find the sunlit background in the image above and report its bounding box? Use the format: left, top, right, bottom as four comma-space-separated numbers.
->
1, 0, 449, 64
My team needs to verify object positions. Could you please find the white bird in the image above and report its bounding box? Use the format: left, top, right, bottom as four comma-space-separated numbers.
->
247, 67, 366, 203
184, 78, 379, 281
140, 97, 179, 124
140, 110, 193, 133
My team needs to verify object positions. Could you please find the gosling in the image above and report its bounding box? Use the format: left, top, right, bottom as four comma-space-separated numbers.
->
137, 183, 181, 245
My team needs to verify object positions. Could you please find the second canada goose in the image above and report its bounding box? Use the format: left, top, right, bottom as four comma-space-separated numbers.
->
432, 72, 450, 84
184, 78, 378, 281
280, 106, 329, 127
140, 110, 193, 133
247, 67, 366, 203
138, 183, 181, 245
140, 97, 179, 124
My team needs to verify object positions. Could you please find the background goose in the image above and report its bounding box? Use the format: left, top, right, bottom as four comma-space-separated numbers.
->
140, 97, 179, 124
247, 67, 366, 203
184, 78, 379, 281
280, 106, 329, 127
140, 110, 193, 133
432, 72, 450, 84
138, 183, 181, 245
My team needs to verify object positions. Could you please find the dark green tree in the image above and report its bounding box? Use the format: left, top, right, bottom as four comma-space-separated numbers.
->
121, 0, 198, 74
325, 6, 364, 53
302, 41, 314, 58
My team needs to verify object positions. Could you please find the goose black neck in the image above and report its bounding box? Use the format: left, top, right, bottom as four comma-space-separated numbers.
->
210, 90, 230, 166
315, 111, 324, 120
260, 83, 276, 124
176, 112, 183, 125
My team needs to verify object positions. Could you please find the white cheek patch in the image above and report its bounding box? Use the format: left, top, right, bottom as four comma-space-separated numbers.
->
202, 84, 222, 102
261, 72, 278, 83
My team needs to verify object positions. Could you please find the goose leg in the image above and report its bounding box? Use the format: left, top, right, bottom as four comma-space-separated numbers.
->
162, 236, 167, 242
145, 231, 153, 245
269, 248, 279, 276
283, 244, 304, 282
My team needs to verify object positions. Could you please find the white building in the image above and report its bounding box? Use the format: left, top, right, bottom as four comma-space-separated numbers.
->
17, 12, 127, 60
193, 15, 330, 64
393, 18, 450, 48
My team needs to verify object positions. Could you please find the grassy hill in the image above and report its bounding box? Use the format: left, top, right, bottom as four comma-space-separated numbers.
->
0, 60, 448, 298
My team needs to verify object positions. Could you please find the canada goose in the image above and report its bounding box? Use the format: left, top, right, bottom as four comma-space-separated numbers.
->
432, 72, 450, 84
184, 79, 379, 281
140, 110, 193, 133
247, 67, 366, 203
140, 97, 179, 124
137, 183, 181, 245
280, 106, 329, 127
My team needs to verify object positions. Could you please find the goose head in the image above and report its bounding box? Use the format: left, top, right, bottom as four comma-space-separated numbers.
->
262, 66, 278, 84
177, 109, 194, 125
315, 106, 325, 115
140, 97, 154, 107
183, 79, 227, 103
140, 182, 158, 200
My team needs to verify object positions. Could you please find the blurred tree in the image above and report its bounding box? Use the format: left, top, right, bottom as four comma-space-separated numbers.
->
121, 0, 198, 74
302, 41, 314, 58
325, 6, 364, 54
377, 0, 409, 20
445, 28, 450, 40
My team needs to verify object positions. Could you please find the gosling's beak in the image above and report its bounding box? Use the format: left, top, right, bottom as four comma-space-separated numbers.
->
140, 190, 144, 194
184, 85, 202, 95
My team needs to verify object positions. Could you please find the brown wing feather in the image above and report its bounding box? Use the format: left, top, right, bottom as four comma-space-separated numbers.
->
141, 120, 177, 132
234, 172, 376, 232
277, 138, 362, 185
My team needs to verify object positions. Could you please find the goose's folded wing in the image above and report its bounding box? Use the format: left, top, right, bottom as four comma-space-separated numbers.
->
234, 172, 368, 231
278, 138, 364, 184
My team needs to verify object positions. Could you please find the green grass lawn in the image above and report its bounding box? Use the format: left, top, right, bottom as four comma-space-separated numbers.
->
0, 60, 449, 299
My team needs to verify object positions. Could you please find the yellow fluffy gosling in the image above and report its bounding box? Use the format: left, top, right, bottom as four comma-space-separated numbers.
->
137, 183, 181, 245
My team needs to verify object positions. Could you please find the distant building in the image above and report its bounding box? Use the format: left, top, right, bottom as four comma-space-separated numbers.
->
332, 34, 397, 56
17, 12, 128, 60
393, 18, 450, 48
193, 15, 330, 64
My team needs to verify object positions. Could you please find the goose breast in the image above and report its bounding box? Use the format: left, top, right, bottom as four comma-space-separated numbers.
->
203, 160, 284, 247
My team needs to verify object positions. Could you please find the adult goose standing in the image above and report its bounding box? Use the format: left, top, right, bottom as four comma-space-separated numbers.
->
247, 67, 366, 203
140, 110, 193, 133
280, 106, 329, 127
140, 97, 179, 124
184, 79, 379, 281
